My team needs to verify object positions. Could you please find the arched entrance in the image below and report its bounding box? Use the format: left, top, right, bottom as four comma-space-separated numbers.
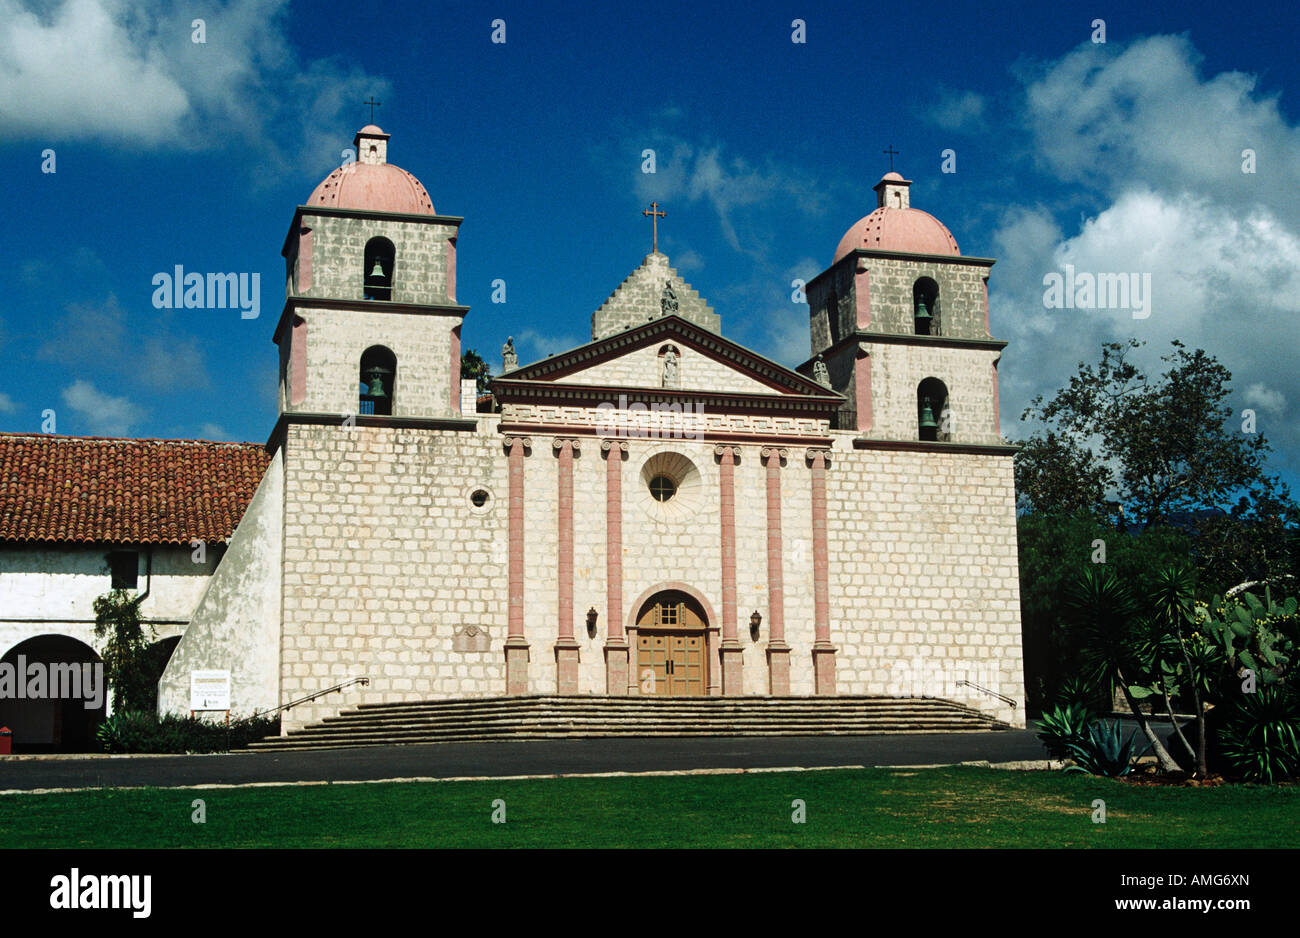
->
633, 590, 709, 696
0, 635, 106, 753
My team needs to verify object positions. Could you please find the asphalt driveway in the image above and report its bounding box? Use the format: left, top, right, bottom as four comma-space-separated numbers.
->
0, 730, 1061, 792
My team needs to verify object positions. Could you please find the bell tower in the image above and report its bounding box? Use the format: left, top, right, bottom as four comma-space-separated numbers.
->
801, 171, 1007, 446
273, 126, 470, 419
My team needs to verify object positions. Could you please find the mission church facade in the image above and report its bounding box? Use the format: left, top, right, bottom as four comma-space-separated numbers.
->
1, 125, 1025, 742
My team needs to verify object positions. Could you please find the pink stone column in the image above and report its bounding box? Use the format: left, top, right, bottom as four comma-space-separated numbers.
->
601, 439, 630, 695
855, 343, 872, 433
808, 448, 837, 695
553, 438, 581, 694
762, 447, 790, 695
716, 444, 743, 695
504, 437, 530, 694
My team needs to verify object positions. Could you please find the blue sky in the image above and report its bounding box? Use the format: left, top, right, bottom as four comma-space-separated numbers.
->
2, 0, 1298, 486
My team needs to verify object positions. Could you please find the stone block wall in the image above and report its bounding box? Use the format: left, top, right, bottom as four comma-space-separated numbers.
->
282, 305, 463, 417
866, 343, 1003, 445
275, 416, 1024, 727
826, 435, 1024, 725
291, 214, 459, 306
278, 420, 508, 729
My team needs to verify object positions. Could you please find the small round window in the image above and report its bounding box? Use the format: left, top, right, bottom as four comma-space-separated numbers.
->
470, 489, 490, 508
648, 475, 677, 502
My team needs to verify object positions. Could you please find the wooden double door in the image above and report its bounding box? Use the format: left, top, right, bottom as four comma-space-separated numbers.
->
635, 594, 708, 697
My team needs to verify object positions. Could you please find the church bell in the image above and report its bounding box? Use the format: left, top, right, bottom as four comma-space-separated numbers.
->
364, 364, 391, 398
367, 259, 386, 281
918, 396, 938, 434
914, 298, 932, 331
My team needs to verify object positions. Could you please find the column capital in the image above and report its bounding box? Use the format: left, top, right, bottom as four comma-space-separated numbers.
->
552, 437, 581, 454
600, 438, 629, 456
805, 446, 832, 466
503, 436, 532, 454
760, 446, 788, 464
714, 443, 739, 460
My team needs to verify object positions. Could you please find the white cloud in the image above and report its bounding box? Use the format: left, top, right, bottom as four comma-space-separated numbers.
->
510, 327, 587, 367
1244, 383, 1286, 417
630, 134, 834, 259
1020, 34, 1300, 215
39, 295, 210, 391
994, 189, 1300, 465
61, 379, 144, 435
930, 89, 986, 132
199, 422, 232, 440
0, 0, 389, 177
0, 392, 17, 414
993, 34, 1300, 473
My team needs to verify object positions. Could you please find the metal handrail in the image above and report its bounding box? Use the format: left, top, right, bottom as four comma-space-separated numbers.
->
251, 676, 370, 719
956, 680, 1016, 708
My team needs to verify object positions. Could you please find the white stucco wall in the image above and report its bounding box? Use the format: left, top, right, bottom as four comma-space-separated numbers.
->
158, 450, 285, 719
0, 544, 221, 658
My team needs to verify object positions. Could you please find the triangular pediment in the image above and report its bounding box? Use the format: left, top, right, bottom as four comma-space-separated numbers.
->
495, 316, 839, 402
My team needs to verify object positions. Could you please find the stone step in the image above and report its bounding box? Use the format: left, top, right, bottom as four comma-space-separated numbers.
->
339, 695, 980, 716
313, 712, 986, 729
284, 717, 993, 739
248, 724, 999, 751
246, 694, 1009, 751
320, 703, 979, 724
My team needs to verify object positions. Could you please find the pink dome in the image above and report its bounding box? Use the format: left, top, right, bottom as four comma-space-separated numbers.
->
833, 206, 960, 262
307, 161, 435, 215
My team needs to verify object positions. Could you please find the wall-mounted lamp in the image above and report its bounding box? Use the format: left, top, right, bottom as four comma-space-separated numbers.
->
586, 607, 599, 639
749, 610, 762, 641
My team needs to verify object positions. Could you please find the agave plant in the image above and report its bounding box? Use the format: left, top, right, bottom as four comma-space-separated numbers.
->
1065, 719, 1152, 777
1036, 702, 1096, 759
1217, 687, 1300, 783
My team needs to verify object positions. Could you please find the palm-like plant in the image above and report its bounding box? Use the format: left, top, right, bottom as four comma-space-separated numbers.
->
1062, 566, 1182, 773
1065, 719, 1152, 777
1146, 564, 1208, 776
1218, 687, 1300, 782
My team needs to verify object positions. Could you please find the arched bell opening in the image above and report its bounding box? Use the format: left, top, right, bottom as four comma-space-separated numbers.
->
363, 236, 395, 301
913, 277, 940, 336
359, 345, 397, 416
917, 376, 950, 442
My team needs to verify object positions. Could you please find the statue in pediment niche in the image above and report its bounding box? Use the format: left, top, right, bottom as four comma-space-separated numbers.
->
502, 336, 518, 372
662, 349, 679, 387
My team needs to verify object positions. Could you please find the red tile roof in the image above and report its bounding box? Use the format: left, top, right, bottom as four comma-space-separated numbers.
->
0, 433, 271, 545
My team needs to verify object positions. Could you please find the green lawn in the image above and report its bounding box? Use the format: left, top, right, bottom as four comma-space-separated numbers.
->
2, 767, 1296, 849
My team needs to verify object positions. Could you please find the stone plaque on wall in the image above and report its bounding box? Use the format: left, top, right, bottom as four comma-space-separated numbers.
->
452, 625, 490, 653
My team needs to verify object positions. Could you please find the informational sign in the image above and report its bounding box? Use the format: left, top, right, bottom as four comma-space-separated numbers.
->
190, 670, 231, 711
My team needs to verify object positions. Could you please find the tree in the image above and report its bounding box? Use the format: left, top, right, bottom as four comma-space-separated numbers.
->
461, 349, 491, 395
92, 589, 155, 713
1017, 339, 1297, 592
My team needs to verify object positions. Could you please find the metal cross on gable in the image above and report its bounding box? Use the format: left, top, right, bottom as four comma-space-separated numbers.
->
883, 145, 899, 171
642, 201, 666, 253
364, 97, 382, 122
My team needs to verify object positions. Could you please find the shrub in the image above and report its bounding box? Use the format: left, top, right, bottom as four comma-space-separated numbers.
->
1064, 720, 1151, 777
1216, 687, 1300, 783
1036, 702, 1096, 759
96, 711, 279, 754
